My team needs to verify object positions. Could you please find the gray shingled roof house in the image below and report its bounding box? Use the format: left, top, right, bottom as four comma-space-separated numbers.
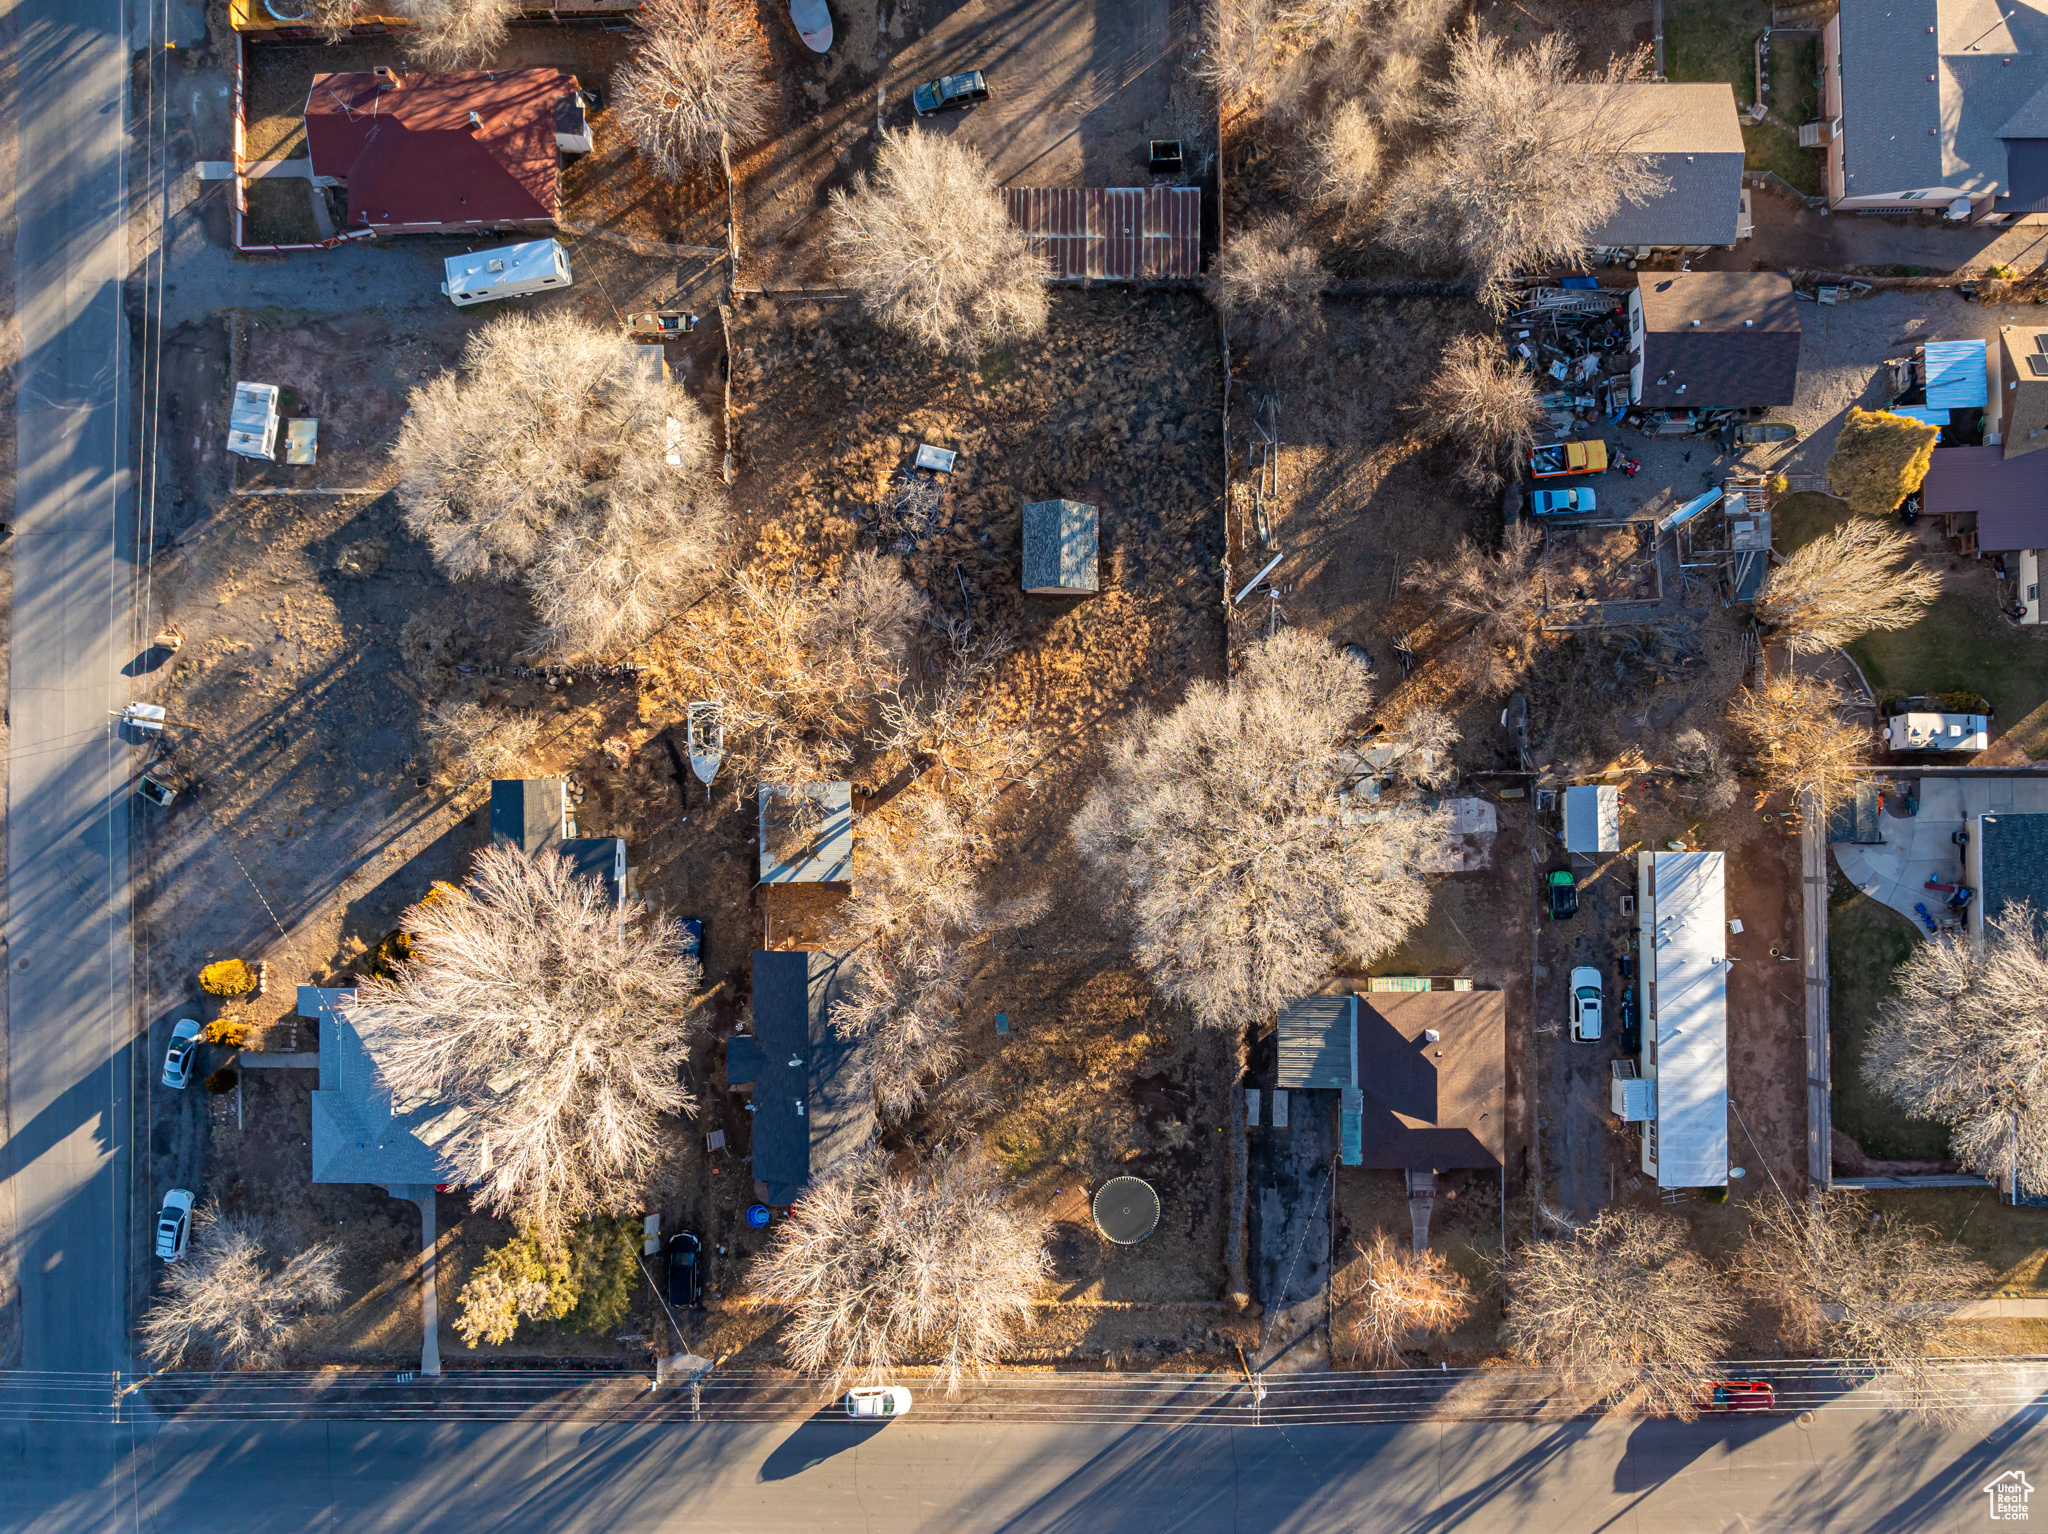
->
306, 985, 462, 1189
1022, 500, 1099, 595
757, 782, 854, 884
1965, 811, 2048, 938
1574, 82, 1747, 251
492, 776, 628, 907
725, 951, 869, 1204
1628, 272, 1800, 409
1828, 0, 2048, 212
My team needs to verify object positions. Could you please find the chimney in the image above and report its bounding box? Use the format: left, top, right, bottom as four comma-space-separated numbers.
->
468, 110, 485, 131
372, 65, 399, 92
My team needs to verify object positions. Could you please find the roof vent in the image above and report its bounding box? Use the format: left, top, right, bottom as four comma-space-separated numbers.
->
1423, 1029, 1441, 1043
1691, 318, 1702, 327
1744, 318, 1754, 327
373, 65, 399, 91
468, 110, 485, 131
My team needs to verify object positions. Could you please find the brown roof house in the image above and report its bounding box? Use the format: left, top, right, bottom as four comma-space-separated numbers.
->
1922, 325, 2048, 554
1626, 272, 1801, 410
1574, 82, 1751, 255
1273, 990, 1505, 1174
305, 67, 588, 235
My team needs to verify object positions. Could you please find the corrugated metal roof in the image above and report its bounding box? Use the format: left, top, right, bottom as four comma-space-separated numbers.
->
1003, 187, 1201, 281
1275, 994, 1355, 1089
1564, 785, 1620, 853
1924, 339, 1988, 407
1022, 500, 1098, 593
1640, 851, 1727, 1189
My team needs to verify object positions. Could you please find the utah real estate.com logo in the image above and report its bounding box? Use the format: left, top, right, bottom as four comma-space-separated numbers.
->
1986, 1471, 2034, 1522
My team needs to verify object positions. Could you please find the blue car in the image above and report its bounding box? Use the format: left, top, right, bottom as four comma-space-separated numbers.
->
913, 71, 989, 115
1529, 486, 1597, 516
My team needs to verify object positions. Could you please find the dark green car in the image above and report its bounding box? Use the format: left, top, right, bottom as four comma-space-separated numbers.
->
1547, 869, 1578, 920
913, 70, 989, 116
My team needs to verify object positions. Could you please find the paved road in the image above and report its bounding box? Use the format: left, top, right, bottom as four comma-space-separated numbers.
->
3, 0, 139, 1375
3, 1400, 2047, 1532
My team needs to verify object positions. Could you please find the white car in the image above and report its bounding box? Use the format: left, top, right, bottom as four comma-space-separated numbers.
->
162, 1018, 201, 1089
155, 1189, 195, 1261
844, 1385, 913, 1419
1569, 967, 1604, 1043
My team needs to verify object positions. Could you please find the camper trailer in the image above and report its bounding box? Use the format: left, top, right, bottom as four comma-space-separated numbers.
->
440, 240, 572, 307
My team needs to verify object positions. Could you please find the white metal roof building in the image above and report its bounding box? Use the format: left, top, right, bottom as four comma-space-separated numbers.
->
1564, 785, 1620, 856
1636, 850, 1728, 1189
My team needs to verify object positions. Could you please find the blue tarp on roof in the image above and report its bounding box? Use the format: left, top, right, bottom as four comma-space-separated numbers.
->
1924, 340, 1988, 408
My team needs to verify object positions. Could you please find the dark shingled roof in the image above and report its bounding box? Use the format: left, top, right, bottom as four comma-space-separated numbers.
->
1275, 994, 1356, 1089
739, 952, 868, 1204
491, 778, 566, 856
1351, 992, 1506, 1173
1634, 272, 1800, 408
1921, 443, 2048, 549
559, 836, 625, 907
1981, 813, 2048, 923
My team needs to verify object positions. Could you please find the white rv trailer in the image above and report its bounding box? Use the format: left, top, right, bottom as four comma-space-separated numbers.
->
440, 240, 572, 307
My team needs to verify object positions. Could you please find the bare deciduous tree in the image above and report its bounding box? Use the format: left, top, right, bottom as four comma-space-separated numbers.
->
662, 550, 925, 791
752, 1146, 1049, 1391
1379, 29, 1666, 303
1826, 407, 1942, 518
826, 795, 1046, 1121
1504, 1209, 1736, 1415
1726, 672, 1869, 818
1404, 520, 1543, 677
1335, 1231, 1475, 1367
828, 130, 1049, 356
393, 312, 725, 659
1736, 1193, 1992, 1409
1865, 902, 2048, 1188
1207, 216, 1328, 353
1074, 629, 1447, 1031
1417, 335, 1544, 494
1753, 518, 1942, 654
871, 618, 1036, 821
1304, 98, 1380, 212
421, 701, 544, 787
139, 1208, 342, 1369
347, 843, 705, 1235
1671, 726, 1739, 815
614, 0, 773, 180
388, 0, 519, 69
1193, 0, 1278, 108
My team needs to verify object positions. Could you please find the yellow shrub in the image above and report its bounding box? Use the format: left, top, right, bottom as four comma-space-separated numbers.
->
202, 1015, 253, 1049
199, 959, 257, 997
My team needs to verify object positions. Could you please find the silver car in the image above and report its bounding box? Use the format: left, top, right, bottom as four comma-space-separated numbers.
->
162, 1018, 201, 1089
1569, 966, 1604, 1042
844, 1385, 913, 1418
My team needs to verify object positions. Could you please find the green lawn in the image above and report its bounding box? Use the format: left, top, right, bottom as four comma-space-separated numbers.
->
1827, 887, 1950, 1162
1664, 0, 1826, 195
1773, 493, 2048, 754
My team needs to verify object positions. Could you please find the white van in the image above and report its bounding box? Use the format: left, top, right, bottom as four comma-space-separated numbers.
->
441, 239, 572, 307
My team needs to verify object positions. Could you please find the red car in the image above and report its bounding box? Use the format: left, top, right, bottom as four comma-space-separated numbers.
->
1700, 1379, 1775, 1413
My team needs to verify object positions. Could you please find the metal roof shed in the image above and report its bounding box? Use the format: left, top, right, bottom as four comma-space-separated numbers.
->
1924, 340, 1989, 409
1564, 785, 1620, 855
1637, 850, 1728, 1189
1275, 995, 1357, 1090
1022, 500, 1099, 595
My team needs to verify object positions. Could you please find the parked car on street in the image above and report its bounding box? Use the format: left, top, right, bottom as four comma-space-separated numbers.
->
1700, 1379, 1775, 1412
1529, 440, 1608, 478
845, 1385, 914, 1418
913, 70, 988, 115
1569, 966, 1604, 1042
666, 1231, 704, 1309
161, 1018, 202, 1089
1546, 869, 1578, 920
155, 1189, 195, 1261
1529, 486, 1596, 516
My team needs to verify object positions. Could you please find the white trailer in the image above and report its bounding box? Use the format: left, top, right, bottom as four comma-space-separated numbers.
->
440, 239, 572, 307
227, 381, 280, 460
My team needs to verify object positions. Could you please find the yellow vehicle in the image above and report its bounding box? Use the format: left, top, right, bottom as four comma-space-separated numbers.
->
1529, 439, 1609, 478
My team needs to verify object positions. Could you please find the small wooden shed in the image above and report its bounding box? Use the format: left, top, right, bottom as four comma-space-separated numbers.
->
1022, 499, 1099, 595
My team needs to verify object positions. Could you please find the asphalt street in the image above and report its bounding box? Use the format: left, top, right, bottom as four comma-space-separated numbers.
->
3, 0, 140, 1377
1, 1403, 2045, 1532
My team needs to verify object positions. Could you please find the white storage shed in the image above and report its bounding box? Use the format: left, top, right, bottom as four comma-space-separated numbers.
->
1564, 784, 1620, 856
441, 239, 573, 307
227, 381, 280, 460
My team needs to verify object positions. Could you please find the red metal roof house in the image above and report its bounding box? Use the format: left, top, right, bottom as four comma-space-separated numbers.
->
305, 69, 582, 235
